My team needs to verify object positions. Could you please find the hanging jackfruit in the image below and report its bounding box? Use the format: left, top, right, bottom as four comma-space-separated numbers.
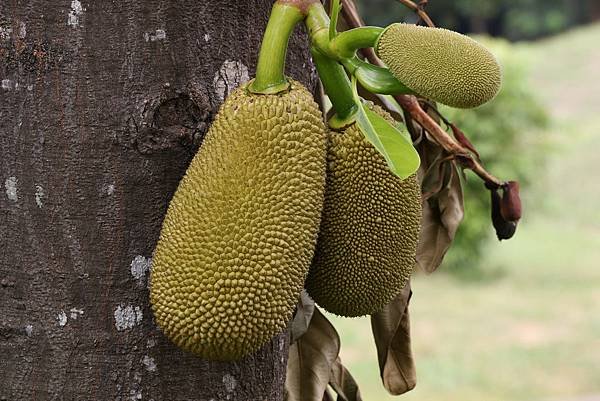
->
376, 23, 501, 108
305, 105, 421, 317
150, 79, 327, 361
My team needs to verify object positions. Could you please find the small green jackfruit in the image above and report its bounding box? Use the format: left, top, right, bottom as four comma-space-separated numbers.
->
305, 106, 421, 317
150, 80, 327, 360
376, 23, 501, 108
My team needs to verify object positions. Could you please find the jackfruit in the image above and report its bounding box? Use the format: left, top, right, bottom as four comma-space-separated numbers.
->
376, 23, 501, 108
305, 106, 421, 317
150, 79, 327, 360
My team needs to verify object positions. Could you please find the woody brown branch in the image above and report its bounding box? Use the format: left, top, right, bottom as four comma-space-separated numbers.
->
394, 95, 503, 187
394, 0, 436, 27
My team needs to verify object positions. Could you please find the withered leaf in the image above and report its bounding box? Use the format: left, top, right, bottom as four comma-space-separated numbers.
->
370, 282, 416, 395
402, 109, 464, 273
416, 144, 464, 273
290, 290, 316, 343
322, 388, 335, 401
286, 307, 340, 401
323, 389, 335, 401
329, 357, 364, 401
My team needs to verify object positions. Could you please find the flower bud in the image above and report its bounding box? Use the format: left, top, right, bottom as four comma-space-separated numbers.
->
490, 187, 517, 240
500, 181, 521, 222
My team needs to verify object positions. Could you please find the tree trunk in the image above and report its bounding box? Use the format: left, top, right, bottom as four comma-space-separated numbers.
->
0, 1, 316, 400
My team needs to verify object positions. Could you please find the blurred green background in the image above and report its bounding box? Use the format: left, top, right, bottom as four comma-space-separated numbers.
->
329, 1, 600, 400
357, 0, 600, 40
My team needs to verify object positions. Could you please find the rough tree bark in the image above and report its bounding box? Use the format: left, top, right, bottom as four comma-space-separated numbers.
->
0, 1, 316, 400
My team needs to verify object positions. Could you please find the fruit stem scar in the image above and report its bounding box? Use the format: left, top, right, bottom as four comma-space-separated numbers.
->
249, 3, 304, 94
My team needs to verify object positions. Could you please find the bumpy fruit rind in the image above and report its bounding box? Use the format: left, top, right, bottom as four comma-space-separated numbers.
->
305, 105, 422, 317
377, 23, 501, 108
150, 80, 327, 360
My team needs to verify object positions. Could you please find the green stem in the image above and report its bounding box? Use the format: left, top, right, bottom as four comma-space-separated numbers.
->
330, 27, 384, 59
306, 3, 384, 61
306, 3, 332, 57
329, 0, 341, 40
311, 48, 358, 128
249, 3, 304, 94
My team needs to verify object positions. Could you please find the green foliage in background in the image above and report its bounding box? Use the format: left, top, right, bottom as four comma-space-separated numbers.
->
356, 0, 596, 40
440, 38, 549, 275
333, 22, 600, 401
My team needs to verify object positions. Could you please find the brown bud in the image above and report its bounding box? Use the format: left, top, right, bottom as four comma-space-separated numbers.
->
490, 187, 517, 240
500, 181, 522, 222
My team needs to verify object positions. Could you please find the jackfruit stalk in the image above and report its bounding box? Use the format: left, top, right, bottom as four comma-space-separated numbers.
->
150, 80, 327, 360
305, 105, 421, 317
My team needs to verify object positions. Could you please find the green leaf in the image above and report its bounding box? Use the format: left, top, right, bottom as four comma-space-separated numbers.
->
329, 0, 341, 41
351, 77, 421, 179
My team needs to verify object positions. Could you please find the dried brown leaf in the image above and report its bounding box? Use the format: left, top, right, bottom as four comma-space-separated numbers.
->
286, 308, 340, 401
329, 357, 363, 401
322, 388, 335, 401
370, 282, 416, 395
415, 132, 464, 273
290, 290, 316, 343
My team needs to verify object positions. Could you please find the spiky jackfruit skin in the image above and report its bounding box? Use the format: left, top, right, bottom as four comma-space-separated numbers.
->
150, 80, 327, 361
376, 23, 501, 108
305, 106, 421, 317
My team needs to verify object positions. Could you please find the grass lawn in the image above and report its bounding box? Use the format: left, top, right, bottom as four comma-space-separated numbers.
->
329, 23, 600, 401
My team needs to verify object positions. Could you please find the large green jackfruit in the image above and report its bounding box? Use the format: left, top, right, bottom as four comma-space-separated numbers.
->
376, 23, 501, 108
150, 80, 327, 360
305, 106, 421, 317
